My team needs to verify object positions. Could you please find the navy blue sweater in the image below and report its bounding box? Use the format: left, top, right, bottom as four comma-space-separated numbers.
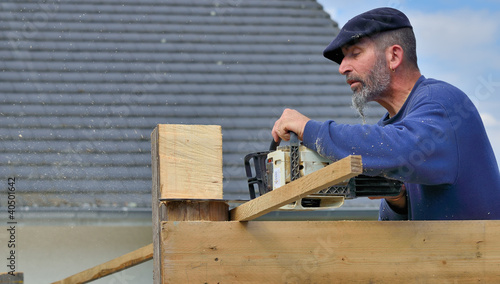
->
303, 76, 500, 220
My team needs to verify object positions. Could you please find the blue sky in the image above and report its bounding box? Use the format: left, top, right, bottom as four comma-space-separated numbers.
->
317, 0, 500, 160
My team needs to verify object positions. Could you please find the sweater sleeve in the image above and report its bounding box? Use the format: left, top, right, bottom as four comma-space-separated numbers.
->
378, 199, 408, 221
302, 92, 459, 185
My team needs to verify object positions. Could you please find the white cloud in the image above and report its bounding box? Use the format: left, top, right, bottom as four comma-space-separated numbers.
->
319, 1, 402, 26
481, 113, 500, 127
409, 9, 500, 67
323, 7, 338, 22
481, 114, 500, 158
318, 2, 500, 93
407, 9, 500, 94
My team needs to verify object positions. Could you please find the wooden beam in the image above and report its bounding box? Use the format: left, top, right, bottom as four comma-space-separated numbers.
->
51, 243, 153, 284
153, 124, 223, 200
165, 200, 228, 221
151, 125, 165, 284
230, 155, 362, 221
151, 124, 225, 284
161, 220, 500, 283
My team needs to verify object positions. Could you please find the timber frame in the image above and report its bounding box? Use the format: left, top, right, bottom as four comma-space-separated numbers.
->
53, 124, 500, 283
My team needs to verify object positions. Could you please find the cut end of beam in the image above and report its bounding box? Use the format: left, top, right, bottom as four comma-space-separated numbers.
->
152, 124, 223, 200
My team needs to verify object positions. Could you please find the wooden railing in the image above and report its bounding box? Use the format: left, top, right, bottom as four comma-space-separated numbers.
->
53, 124, 500, 284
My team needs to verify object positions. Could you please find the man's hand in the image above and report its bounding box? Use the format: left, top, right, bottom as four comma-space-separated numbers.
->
369, 185, 407, 215
272, 108, 311, 142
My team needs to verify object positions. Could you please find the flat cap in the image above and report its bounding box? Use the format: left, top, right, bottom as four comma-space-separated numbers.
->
323, 7, 412, 64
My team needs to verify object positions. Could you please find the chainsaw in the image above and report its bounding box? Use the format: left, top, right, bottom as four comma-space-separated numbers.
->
244, 133, 403, 210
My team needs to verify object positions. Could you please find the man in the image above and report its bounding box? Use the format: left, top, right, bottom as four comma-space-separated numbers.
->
271, 7, 500, 220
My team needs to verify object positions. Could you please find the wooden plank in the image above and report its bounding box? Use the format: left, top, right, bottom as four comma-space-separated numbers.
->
230, 155, 362, 221
154, 124, 223, 200
52, 243, 153, 284
165, 200, 228, 221
151, 126, 165, 284
151, 124, 224, 283
161, 220, 500, 283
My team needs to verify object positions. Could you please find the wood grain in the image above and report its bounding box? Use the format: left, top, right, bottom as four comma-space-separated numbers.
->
154, 124, 223, 200
230, 155, 362, 221
151, 126, 164, 284
165, 200, 228, 221
52, 243, 153, 284
161, 220, 500, 283
151, 124, 225, 283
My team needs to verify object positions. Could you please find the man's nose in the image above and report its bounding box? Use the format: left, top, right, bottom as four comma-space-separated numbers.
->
338, 58, 351, 75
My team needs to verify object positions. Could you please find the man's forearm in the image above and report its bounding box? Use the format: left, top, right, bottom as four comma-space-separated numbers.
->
385, 194, 407, 215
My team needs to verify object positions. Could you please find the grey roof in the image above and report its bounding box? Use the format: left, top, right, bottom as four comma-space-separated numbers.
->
0, 0, 385, 210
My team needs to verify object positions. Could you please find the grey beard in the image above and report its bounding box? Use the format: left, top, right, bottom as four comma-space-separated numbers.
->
352, 86, 371, 124
352, 57, 391, 123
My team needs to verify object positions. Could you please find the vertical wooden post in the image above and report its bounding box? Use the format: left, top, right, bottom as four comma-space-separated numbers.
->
151, 124, 227, 284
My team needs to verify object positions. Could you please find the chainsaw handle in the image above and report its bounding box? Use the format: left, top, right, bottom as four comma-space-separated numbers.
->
270, 138, 281, 151
269, 132, 298, 151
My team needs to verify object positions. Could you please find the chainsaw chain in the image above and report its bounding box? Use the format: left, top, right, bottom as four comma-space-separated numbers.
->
290, 134, 300, 181
318, 185, 349, 195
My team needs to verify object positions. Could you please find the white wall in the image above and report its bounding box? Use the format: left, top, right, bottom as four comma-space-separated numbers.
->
0, 225, 153, 283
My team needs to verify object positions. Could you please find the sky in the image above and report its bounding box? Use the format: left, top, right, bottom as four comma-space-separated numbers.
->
317, 0, 500, 160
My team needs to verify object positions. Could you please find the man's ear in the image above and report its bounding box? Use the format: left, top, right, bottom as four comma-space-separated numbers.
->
387, 44, 404, 71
